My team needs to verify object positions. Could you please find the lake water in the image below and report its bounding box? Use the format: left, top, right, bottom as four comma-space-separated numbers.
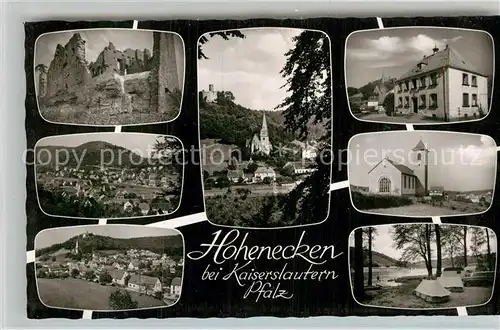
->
363, 267, 429, 287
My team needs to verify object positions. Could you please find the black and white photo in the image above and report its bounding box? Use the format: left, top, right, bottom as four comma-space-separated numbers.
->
34, 133, 184, 219
198, 28, 332, 228
349, 224, 497, 309
35, 225, 184, 311
348, 131, 496, 217
345, 28, 494, 124
35, 29, 185, 125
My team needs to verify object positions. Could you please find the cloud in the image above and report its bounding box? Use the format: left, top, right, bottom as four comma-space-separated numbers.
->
347, 33, 465, 68
198, 28, 305, 110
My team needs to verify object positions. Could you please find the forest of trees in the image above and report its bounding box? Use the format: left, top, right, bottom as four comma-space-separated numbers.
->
352, 225, 496, 300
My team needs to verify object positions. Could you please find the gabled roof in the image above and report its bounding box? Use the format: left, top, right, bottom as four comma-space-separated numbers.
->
108, 269, 127, 280
128, 274, 160, 287
368, 157, 416, 176
412, 139, 427, 151
397, 45, 485, 81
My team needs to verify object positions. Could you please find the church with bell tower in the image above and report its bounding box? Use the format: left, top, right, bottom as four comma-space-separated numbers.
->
367, 137, 430, 197
246, 113, 273, 155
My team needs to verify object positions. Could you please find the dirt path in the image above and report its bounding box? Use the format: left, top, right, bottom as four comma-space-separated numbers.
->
366, 204, 470, 216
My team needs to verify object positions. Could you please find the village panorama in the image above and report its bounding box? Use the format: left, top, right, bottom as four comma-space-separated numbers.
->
35, 225, 184, 311
35, 133, 183, 219
198, 28, 332, 228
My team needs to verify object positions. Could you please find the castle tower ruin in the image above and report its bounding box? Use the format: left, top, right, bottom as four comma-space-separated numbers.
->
46, 33, 91, 97
149, 32, 180, 114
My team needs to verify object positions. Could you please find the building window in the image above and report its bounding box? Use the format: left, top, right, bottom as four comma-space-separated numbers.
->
430, 94, 438, 108
462, 93, 469, 107
399, 83, 403, 93
462, 73, 469, 86
419, 94, 426, 108
472, 75, 477, 87
404, 81, 409, 91
472, 94, 478, 106
411, 79, 417, 89
430, 73, 438, 86
420, 77, 426, 88
404, 176, 407, 189
404, 96, 409, 108
398, 97, 403, 107
379, 177, 391, 193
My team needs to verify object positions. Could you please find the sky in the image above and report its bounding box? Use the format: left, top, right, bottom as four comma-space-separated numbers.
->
36, 133, 178, 158
349, 224, 497, 261
345, 28, 494, 88
35, 29, 154, 67
36, 225, 180, 249
348, 132, 497, 192
198, 28, 306, 110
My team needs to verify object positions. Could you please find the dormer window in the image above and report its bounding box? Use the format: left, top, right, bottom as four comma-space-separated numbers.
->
416, 62, 427, 71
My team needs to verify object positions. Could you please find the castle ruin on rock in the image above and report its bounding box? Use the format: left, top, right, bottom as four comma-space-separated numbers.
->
37, 31, 182, 125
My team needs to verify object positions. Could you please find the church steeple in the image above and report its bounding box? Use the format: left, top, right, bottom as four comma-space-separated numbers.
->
411, 138, 429, 196
260, 113, 268, 138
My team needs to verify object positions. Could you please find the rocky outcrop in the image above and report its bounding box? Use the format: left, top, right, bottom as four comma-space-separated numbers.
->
45, 33, 92, 98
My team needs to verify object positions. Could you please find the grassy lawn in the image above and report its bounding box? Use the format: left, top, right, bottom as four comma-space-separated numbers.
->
362, 279, 493, 308
38, 278, 167, 311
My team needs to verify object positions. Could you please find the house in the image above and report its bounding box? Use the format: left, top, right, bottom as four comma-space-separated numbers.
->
169, 277, 182, 296
123, 201, 133, 212
127, 274, 162, 295
283, 161, 316, 175
227, 170, 244, 183
367, 139, 429, 197
112, 262, 125, 270
394, 44, 489, 121
128, 259, 140, 271
367, 96, 379, 108
253, 167, 276, 181
115, 190, 127, 201
109, 269, 129, 286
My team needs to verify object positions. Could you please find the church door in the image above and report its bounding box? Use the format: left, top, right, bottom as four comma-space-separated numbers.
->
379, 177, 391, 193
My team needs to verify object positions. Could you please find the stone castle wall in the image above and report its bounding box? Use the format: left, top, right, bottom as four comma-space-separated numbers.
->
89, 43, 151, 77
149, 32, 180, 113
45, 33, 92, 98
